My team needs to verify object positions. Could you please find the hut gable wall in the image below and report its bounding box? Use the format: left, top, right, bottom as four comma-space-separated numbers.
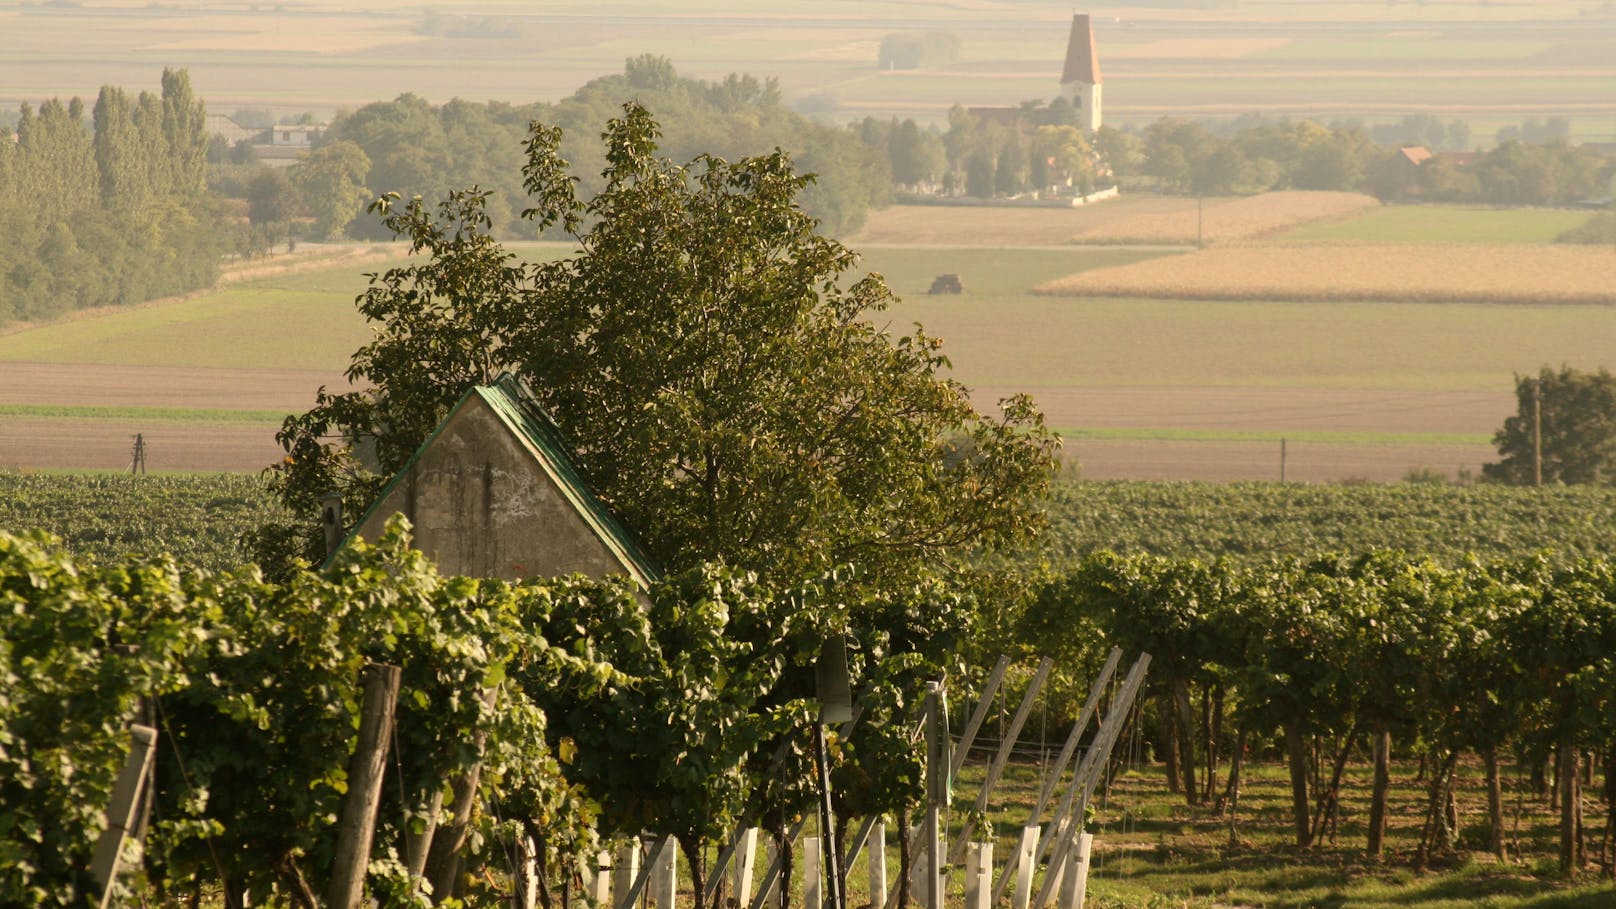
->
355, 393, 630, 582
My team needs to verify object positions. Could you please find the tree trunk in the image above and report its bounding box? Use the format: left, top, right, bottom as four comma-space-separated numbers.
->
1368, 723, 1391, 857
1484, 744, 1505, 863
682, 838, 706, 909
1222, 726, 1247, 845
1158, 692, 1181, 795
1311, 725, 1357, 847
1284, 721, 1312, 848
1174, 679, 1196, 806
895, 817, 911, 909
1561, 737, 1583, 874
1201, 686, 1219, 805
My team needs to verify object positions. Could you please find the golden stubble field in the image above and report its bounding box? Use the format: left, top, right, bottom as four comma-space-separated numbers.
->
1034, 242, 1616, 304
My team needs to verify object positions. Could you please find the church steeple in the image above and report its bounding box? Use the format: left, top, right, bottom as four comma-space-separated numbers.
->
1059, 13, 1103, 132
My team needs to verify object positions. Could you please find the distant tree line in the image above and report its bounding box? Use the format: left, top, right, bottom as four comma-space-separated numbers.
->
0, 69, 225, 325
852, 104, 1615, 207
298, 55, 889, 240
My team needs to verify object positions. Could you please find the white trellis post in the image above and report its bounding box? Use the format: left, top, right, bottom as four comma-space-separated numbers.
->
733, 828, 759, 908
592, 852, 612, 906
612, 838, 640, 909
649, 837, 678, 909
804, 837, 823, 909
1011, 826, 1039, 909
1058, 832, 1093, 909
964, 842, 992, 909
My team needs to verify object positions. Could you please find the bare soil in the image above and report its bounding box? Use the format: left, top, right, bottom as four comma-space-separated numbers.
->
974, 385, 1513, 437
0, 418, 286, 474
0, 362, 348, 411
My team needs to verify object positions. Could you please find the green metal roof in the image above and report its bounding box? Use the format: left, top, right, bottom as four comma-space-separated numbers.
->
335, 373, 661, 587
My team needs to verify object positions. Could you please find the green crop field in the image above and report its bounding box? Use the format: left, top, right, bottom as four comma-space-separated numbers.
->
1282, 205, 1596, 244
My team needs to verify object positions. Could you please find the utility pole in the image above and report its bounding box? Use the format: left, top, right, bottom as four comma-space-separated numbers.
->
1532, 379, 1543, 487
1280, 438, 1287, 483
129, 433, 146, 475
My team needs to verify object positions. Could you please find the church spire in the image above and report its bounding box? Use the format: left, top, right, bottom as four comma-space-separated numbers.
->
1061, 13, 1102, 86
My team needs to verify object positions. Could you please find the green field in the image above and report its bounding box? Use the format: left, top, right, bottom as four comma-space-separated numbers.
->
1283, 205, 1595, 244
7, 244, 1614, 395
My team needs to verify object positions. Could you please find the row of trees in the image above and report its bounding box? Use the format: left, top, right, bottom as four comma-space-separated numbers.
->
0, 70, 225, 324
280, 56, 889, 241
1022, 549, 1616, 873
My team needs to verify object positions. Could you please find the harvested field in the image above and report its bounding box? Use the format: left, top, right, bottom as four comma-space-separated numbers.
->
1035, 243, 1616, 304
1068, 191, 1381, 244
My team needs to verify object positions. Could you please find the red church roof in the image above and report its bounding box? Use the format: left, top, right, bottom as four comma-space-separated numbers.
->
1061, 13, 1102, 85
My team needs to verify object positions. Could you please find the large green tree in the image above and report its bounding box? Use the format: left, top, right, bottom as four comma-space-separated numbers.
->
265, 103, 1058, 588
1485, 366, 1616, 485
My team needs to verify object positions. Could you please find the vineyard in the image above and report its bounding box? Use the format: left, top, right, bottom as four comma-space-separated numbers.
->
0, 471, 283, 571
9, 472, 1616, 572
1, 518, 985, 907
1036, 479, 1616, 566
1023, 549, 1616, 879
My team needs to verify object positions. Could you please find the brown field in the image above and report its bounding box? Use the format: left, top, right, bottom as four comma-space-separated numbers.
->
1071, 438, 1495, 482
0, 363, 1506, 482
972, 386, 1511, 439
1035, 243, 1616, 304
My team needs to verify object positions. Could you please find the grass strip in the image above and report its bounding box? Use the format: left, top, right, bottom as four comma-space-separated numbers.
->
1053, 427, 1491, 445
0, 404, 289, 424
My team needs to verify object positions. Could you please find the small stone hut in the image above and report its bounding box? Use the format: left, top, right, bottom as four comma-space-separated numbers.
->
344, 373, 658, 587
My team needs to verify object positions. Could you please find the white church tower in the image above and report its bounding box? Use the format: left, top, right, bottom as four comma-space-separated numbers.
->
1060, 13, 1103, 132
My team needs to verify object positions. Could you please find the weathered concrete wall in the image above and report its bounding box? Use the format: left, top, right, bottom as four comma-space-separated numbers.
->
355, 395, 630, 582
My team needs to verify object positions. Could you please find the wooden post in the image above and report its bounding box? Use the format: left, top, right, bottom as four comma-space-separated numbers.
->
405, 787, 444, 886
992, 649, 1121, 906
867, 821, 887, 909
321, 491, 345, 559
613, 838, 641, 909
964, 842, 992, 909
950, 656, 1012, 778
923, 682, 944, 909
426, 687, 499, 903
1035, 655, 1151, 908
92, 723, 158, 908
1011, 827, 1039, 909
804, 837, 823, 909
951, 658, 1053, 860
328, 663, 402, 909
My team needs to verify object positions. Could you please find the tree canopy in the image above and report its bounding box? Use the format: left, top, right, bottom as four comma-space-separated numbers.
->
265, 103, 1059, 587
1485, 366, 1616, 486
